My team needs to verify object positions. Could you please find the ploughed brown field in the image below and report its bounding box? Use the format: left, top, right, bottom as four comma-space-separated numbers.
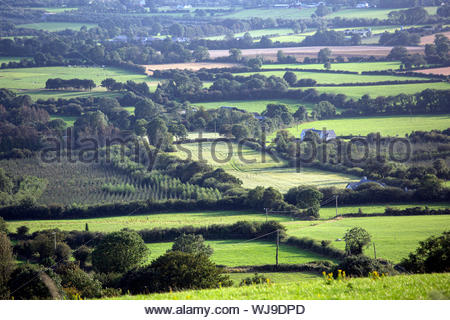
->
420, 32, 450, 45
144, 62, 241, 74
208, 46, 425, 60
414, 66, 450, 76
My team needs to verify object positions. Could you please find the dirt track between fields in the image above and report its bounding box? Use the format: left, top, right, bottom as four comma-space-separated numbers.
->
208, 45, 425, 60
144, 62, 241, 75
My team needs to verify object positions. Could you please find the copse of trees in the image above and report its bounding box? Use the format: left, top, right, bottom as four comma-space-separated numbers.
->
45, 78, 96, 91
379, 30, 420, 46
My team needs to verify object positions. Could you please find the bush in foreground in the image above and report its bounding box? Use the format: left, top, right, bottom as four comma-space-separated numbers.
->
120, 251, 232, 294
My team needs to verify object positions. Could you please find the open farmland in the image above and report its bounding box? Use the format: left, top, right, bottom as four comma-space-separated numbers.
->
274, 115, 450, 138
319, 203, 450, 220
203, 28, 295, 40
415, 67, 450, 76
192, 98, 314, 113
0, 66, 152, 100
420, 31, 450, 45
236, 70, 427, 84
208, 46, 425, 60
114, 273, 450, 300
261, 61, 402, 72
144, 62, 242, 74
310, 82, 450, 99
284, 215, 450, 263
175, 142, 358, 192
6, 211, 288, 233
146, 240, 334, 267
17, 22, 98, 31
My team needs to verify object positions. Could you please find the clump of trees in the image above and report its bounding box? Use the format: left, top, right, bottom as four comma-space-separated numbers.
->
45, 78, 96, 91
400, 231, 450, 273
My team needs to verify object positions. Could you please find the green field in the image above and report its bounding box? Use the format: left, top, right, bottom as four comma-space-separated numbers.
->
284, 215, 450, 262
237, 70, 427, 84
277, 115, 450, 138
50, 115, 78, 127
204, 28, 295, 40
175, 141, 358, 192
0, 66, 149, 90
146, 240, 334, 267
0, 66, 151, 100
112, 273, 450, 300
6, 211, 289, 234
221, 7, 316, 19
327, 7, 438, 19
261, 61, 402, 72
320, 203, 450, 220
192, 99, 314, 113
18, 22, 97, 31
311, 82, 450, 99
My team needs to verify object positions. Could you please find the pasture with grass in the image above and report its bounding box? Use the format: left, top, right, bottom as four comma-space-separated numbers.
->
1, 0, 449, 306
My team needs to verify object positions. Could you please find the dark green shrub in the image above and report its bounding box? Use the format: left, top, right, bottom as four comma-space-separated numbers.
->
169, 233, 213, 257
55, 262, 102, 299
120, 251, 232, 294
239, 273, 271, 286
8, 264, 63, 300
399, 231, 450, 273
334, 255, 396, 277
92, 230, 148, 273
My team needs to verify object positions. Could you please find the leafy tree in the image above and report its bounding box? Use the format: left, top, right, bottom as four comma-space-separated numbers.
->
169, 234, 213, 257
293, 105, 307, 121
134, 99, 158, 120
317, 48, 332, 63
8, 264, 62, 300
315, 4, 331, 17
0, 169, 13, 194
55, 262, 102, 299
400, 231, 450, 273
313, 101, 336, 119
231, 124, 249, 140
193, 46, 210, 61
147, 117, 172, 149
92, 231, 148, 273
387, 46, 408, 61
169, 23, 184, 38
121, 251, 231, 294
0, 232, 14, 298
344, 227, 371, 255
263, 187, 283, 209
16, 226, 29, 237
229, 48, 242, 62
246, 186, 265, 210
283, 71, 297, 86
0, 217, 7, 234
55, 242, 71, 262
73, 245, 91, 268
247, 57, 262, 70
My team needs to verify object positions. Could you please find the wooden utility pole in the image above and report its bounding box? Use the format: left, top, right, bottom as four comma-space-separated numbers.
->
276, 229, 279, 268
373, 242, 377, 259
335, 195, 339, 218
265, 208, 269, 222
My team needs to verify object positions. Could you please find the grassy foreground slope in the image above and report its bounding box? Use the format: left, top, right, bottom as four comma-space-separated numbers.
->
112, 273, 450, 300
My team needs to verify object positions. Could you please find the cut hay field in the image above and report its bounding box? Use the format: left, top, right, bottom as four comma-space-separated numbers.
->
275, 115, 450, 138
145, 62, 241, 74
261, 61, 401, 72
208, 46, 424, 60
175, 142, 358, 192
192, 98, 314, 113
415, 67, 450, 76
236, 70, 426, 84
17, 22, 97, 31
319, 203, 450, 220
284, 215, 450, 262
113, 273, 450, 300
6, 211, 287, 234
146, 240, 334, 267
203, 28, 295, 41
